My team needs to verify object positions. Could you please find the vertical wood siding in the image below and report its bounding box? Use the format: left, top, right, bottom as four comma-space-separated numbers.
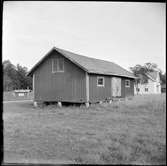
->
33, 74, 35, 100
121, 78, 125, 98
34, 50, 86, 102
33, 50, 134, 103
124, 78, 134, 97
89, 75, 134, 103
86, 72, 89, 102
89, 74, 111, 103
121, 78, 134, 97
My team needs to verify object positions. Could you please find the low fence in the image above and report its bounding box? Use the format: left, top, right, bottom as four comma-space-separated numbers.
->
3, 91, 34, 101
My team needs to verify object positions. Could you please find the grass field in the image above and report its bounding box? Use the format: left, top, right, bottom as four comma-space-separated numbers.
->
3, 94, 166, 164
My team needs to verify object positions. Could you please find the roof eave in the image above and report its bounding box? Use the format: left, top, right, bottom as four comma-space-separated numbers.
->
88, 71, 137, 79
27, 47, 90, 77
27, 47, 59, 77
145, 74, 157, 82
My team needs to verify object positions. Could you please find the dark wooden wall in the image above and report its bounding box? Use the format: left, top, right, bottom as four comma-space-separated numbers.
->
125, 78, 134, 97
34, 50, 86, 102
89, 74, 111, 103
121, 78, 134, 98
33, 50, 134, 103
89, 74, 134, 103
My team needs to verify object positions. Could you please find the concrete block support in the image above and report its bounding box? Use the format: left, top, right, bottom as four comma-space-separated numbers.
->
85, 102, 89, 108
109, 100, 112, 104
99, 101, 103, 104
58, 102, 62, 107
33, 101, 38, 107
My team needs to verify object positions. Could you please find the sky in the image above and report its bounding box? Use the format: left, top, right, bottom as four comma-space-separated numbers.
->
3, 1, 166, 73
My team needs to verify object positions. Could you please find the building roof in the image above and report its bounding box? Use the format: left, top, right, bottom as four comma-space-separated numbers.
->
136, 71, 159, 83
146, 71, 158, 81
27, 47, 136, 78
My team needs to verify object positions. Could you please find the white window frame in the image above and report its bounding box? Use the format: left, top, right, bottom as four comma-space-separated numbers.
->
97, 76, 105, 87
52, 58, 64, 73
52, 59, 57, 73
125, 80, 130, 88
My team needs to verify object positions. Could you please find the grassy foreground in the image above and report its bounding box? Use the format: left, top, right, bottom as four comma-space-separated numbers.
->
3, 94, 166, 164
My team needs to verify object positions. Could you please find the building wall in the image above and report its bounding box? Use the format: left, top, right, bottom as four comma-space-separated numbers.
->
34, 50, 86, 102
89, 74, 111, 103
89, 74, 134, 103
134, 79, 161, 94
122, 78, 134, 97
134, 71, 161, 95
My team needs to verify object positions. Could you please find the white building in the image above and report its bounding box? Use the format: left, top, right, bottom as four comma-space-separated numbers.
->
134, 71, 161, 94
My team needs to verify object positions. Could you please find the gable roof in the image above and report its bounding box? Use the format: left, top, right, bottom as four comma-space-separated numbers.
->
27, 47, 136, 78
145, 71, 158, 82
136, 71, 159, 83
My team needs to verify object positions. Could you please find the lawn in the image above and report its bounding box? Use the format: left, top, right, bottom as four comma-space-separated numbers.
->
3, 94, 166, 164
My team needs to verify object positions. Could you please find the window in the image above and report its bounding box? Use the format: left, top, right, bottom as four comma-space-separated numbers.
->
52, 58, 64, 73
97, 77, 105, 87
145, 88, 148, 92
125, 80, 130, 87
52, 59, 57, 73
58, 58, 64, 71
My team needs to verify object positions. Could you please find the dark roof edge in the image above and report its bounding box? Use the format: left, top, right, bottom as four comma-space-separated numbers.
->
145, 73, 157, 82
54, 47, 89, 73
27, 47, 55, 76
88, 71, 137, 79
27, 47, 90, 77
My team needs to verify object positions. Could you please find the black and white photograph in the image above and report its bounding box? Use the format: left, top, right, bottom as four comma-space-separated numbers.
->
2, 1, 166, 165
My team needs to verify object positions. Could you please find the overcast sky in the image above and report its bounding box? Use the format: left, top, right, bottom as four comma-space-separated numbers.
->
3, 1, 166, 73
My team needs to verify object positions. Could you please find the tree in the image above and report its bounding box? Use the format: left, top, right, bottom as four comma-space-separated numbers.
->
3, 74, 13, 91
3, 60, 19, 90
130, 62, 160, 76
130, 64, 147, 76
130, 64, 149, 84
3, 60, 32, 91
144, 63, 159, 72
16, 64, 32, 89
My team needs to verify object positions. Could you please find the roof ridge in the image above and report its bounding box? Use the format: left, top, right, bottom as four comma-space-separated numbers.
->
54, 46, 115, 64
54, 47, 133, 74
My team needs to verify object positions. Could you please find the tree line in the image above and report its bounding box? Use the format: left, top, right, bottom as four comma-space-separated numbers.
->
3, 60, 32, 91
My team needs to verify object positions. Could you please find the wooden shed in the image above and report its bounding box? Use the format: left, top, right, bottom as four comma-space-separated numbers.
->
27, 47, 136, 107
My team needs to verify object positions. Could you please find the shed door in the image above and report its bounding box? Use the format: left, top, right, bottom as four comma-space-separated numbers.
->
112, 77, 121, 97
